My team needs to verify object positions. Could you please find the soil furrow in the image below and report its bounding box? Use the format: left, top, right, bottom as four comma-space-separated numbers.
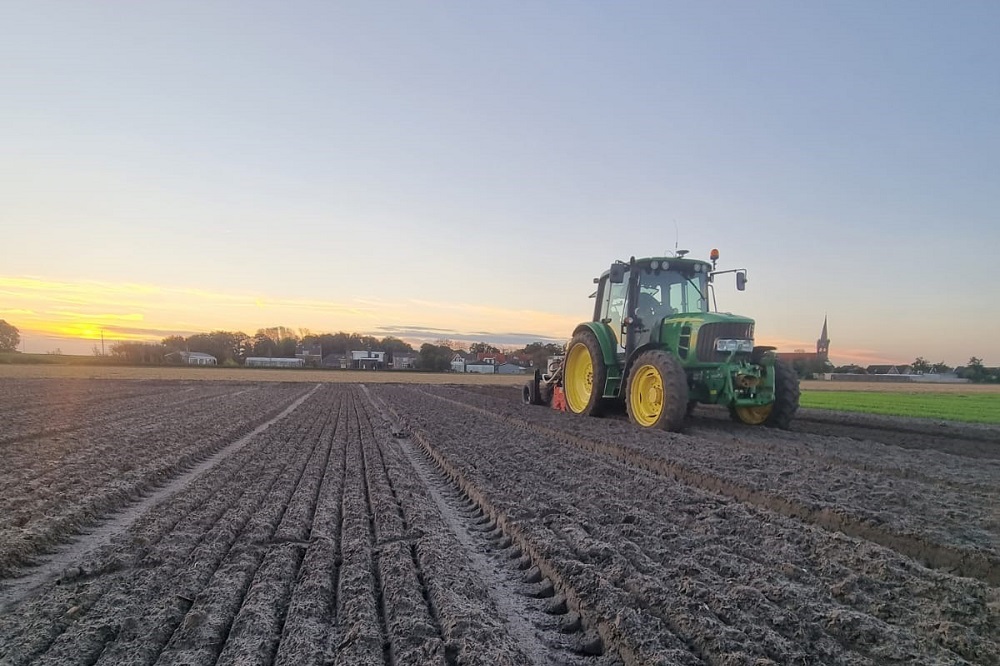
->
2, 378, 996, 664
0, 387, 324, 665
383, 385, 998, 665
0, 384, 314, 578
356, 391, 447, 665
274, 391, 349, 666
355, 396, 394, 666
329, 391, 388, 666
360, 387, 545, 665
153, 399, 331, 665
422, 386, 1000, 584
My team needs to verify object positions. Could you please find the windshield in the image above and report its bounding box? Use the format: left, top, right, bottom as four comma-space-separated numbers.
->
637, 267, 708, 317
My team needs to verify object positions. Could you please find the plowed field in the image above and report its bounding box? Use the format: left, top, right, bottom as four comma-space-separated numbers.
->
1, 378, 998, 665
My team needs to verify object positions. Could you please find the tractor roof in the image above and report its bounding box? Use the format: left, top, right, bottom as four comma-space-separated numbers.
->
598, 256, 712, 281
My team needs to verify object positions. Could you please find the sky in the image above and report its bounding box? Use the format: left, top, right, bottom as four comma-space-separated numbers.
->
2, 1, 998, 366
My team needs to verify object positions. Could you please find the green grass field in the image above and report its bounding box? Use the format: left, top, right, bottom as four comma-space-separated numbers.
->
800, 390, 1000, 424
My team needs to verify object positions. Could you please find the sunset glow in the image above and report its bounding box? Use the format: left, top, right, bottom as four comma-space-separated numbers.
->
2, 276, 580, 355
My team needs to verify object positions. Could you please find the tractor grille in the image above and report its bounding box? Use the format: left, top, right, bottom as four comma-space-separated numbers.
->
696, 322, 755, 363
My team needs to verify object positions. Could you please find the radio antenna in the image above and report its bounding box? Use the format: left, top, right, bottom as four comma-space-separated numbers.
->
673, 219, 679, 255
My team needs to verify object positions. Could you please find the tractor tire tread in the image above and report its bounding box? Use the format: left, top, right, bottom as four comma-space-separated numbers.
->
565, 330, 606, 417
765, 359, 800, 429
626, 349, 688, 432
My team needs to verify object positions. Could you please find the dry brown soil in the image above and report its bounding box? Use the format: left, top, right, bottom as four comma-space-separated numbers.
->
0, 364, 527, 385
1, 378, 998, 665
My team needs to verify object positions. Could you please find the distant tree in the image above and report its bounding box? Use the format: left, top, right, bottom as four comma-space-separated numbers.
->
379, 336, 414, 354
522, 341, 565, 369
110, 341, 167, 365
184, 331, 248, 364
832, 364, 866, 374
0, 320, 20, 352
416, 343, 453, 372
276, 337, 298, 358
790, 357, 832, 379
258, 326, 299, 343
469, 342, 500, 355
959, 357, 987, 383
911, 357, 931, 374
930, 361, 953, 374
252, 331, 277, 357
162, 335, 187, 351
433, 338, 461, 351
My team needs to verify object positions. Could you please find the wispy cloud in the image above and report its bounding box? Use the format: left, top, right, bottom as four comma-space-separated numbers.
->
373, 325, 565, 347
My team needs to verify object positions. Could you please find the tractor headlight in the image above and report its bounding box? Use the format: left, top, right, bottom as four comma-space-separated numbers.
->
715, 339, 754, 353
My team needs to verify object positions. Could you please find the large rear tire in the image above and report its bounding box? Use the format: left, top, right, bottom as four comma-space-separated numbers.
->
730, 359, 800, 429
563, 330, 606, 416
625, 350, 688, 432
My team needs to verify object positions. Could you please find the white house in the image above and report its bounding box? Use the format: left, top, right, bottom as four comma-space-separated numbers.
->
351, 350, 386, 370
166, 351, 218, 366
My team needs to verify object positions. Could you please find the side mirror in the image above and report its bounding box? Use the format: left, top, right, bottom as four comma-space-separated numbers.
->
736, 271, 747, 291
609, 263, 626, 284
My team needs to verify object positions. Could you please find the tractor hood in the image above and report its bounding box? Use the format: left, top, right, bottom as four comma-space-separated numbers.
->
656, 311, 756, 366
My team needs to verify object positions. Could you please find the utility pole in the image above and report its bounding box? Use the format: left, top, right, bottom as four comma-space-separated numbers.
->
101, 330, 105, 356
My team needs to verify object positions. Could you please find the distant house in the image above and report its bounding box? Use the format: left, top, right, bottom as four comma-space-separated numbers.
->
295, 343, 323, 367
465, 362, 496, 374
392, 352, 417, 370
450, 353, 468, 373
245, 357, 305, 368
476, 352, 507, 365
509, 352, 533, 367
866, 365, 913, 375
322, 353, 351, 369
351, 350, 386, 370
496, 362, 525, 375
166, 351, 217, 366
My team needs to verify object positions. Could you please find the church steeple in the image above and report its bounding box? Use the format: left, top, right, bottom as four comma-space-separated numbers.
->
817, 315, 830, 359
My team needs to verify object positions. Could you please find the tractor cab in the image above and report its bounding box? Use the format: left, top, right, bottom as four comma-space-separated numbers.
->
593, 255, 714, 360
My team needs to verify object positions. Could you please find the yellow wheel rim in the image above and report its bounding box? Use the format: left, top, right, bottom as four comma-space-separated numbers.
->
734, 405, 773, 425
564, 342, 593, 414
630, 364, 664, 427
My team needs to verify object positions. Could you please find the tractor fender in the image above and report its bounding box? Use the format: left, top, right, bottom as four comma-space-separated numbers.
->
572, 322, 620, 371
571, 322, 623, 397
622, 341, 677, 382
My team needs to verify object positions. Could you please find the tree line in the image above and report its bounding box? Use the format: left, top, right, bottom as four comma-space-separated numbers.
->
6, 317, 994, 381
98, 327, 565, 372
101, 329, 415, 366
814, 356, 999, 383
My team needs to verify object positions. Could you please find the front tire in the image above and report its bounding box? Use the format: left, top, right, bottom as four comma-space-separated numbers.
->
730, 359, 800, 429
563, 330, 606, 416
626, 350, 688, 431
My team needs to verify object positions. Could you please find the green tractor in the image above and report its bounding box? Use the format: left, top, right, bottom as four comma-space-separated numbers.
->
524, 250, 799, 431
